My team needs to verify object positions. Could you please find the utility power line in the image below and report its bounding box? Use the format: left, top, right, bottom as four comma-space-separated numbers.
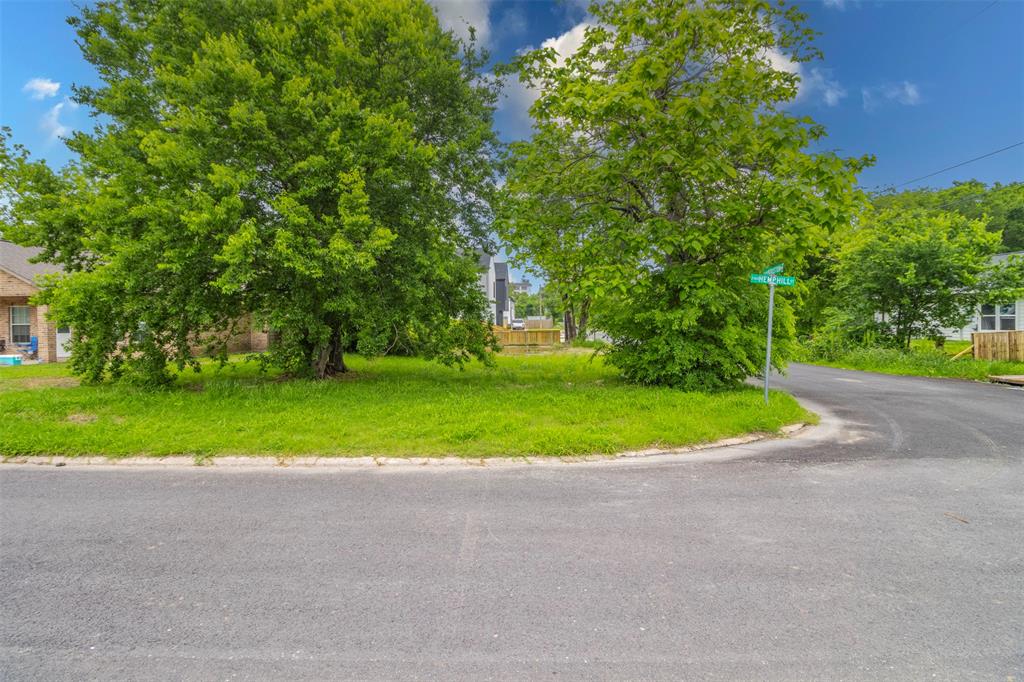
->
884, 141, 1024, 192
951, 0, 1000, 34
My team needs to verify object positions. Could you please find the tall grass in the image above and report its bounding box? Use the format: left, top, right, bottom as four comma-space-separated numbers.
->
0, 353, 810, 458
806, 346, 1024, 381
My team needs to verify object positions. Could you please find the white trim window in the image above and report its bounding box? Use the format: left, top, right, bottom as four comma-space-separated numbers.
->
980, 303, 1017, 331
10, 306, 31, 344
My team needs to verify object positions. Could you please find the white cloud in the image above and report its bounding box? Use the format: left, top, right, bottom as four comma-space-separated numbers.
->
765, 49, 846, 107
432, 0, 491, 47
22, 77, 60, 100
861, 81, 921, 111
823, 0, 846, 9
540, 22, 590, 68
765, 48, 801, 76
496, 22, 592, 139
40, 98, 77, 142
803, 67, 847, 106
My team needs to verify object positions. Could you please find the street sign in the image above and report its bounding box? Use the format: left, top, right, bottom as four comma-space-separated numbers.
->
748, 270, 797, 404
749, 273, 795, 287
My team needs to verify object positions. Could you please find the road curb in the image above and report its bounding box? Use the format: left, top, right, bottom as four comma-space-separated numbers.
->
1, 422, 812, 471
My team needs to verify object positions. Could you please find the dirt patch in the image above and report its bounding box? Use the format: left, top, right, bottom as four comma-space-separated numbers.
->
270, 371, 362, 383
17, 377, 80, 389
65, 413, 98, 424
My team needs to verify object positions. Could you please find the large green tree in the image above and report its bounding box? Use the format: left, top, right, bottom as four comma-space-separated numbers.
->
496, 129, 605, 341
833, 208, 1024, 349
500, 0, 868, 389
1, 0, 499, 383
873, 181, 1024, 251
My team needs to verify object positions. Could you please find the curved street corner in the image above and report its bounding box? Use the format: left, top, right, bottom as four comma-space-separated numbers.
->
2, 364, 1022, 679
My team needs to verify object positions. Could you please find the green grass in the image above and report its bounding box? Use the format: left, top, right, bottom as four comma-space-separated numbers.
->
0, 353, 810, 459
908, 339, 973, 357
808, 346, 1024, 381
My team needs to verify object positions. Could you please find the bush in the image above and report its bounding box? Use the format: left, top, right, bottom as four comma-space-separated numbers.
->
805, 345, 1024, 381
602, 278, 797, 391
799, 308, 898, 362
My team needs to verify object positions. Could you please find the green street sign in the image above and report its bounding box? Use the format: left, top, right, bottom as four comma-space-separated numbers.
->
750, 269, 795, 404
749, 273, 796, 287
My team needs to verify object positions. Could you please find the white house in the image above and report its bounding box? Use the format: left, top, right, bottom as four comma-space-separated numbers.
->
476, 251, 516, 327
477, 250, 495, 308
944, 251, 1023, 340
511, 279, 531, 295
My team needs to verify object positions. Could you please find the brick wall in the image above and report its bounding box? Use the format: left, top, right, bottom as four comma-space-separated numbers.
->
35, 304, 58, 362
189, 316, 274, 356
249, 327, 270, 352
0, 270, 37, 298
2, 266, 273, 361
2, 271, 46, 357
0, 301, 10, 351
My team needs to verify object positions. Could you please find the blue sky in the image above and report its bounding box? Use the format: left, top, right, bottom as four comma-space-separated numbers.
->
3, 0, 1022, 187
2, 0, 1022, 241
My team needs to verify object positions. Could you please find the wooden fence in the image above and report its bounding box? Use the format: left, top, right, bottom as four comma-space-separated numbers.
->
493, 327, 562, 348
972, 330, 1024, 361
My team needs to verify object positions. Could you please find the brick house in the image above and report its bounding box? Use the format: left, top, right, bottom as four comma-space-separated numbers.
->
475, 250, 517, 327
1, 239, 270, 363
0, 240, 67, 362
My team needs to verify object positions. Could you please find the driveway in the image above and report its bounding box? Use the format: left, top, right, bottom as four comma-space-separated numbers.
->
2, 364, 1022, 679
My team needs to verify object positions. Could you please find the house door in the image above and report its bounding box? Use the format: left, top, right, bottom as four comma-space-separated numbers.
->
55, 327, 72, 359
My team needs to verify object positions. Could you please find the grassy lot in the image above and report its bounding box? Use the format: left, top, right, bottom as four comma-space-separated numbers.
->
807, 346, 1024, 381
909, 339, 973, 357
0, 353, 810, 459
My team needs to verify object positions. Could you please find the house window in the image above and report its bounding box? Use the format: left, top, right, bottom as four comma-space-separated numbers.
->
980, 303, 1016, 331
10, 306, 31, 344
999, 303, 1017, 331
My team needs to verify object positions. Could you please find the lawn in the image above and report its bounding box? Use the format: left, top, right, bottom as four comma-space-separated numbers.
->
807, 346, 1024, 381
0, 353, 810, 459
908, 339, 973, 357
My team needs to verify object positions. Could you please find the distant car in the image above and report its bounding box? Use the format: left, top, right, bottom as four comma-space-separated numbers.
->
510, 319, 526, 330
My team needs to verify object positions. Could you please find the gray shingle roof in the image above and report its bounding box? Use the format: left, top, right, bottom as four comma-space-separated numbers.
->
476, 249, 492, 269
0, 240, 64, 286
992, 251, 1024, 264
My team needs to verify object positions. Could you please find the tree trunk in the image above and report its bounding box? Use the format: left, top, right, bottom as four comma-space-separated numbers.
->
562, 296, 577, 343
329, 332, 347, 374
312, 343, 331, 379
577, 297, 591, 341
311, 328, 347, 379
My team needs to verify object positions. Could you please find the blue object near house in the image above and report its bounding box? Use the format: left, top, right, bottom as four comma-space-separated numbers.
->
0, 355, 23, 366
29, 336, 39, 356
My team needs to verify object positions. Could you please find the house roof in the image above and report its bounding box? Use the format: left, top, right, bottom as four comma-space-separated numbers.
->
476, 249, 493, 269
992, 251, 1024, 264
0, 240, 64, 286
494, 262, 509, 281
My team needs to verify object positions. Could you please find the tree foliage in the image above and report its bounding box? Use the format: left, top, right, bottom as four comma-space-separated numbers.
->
1, 0, 499, 383
512, 285, 563, 322
832, 209, 1023, 349
873, 181, 1024, 251
499, 0, 868, 389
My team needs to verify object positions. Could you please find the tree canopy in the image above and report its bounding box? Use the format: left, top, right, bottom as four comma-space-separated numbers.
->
873, 181, 1024, 251
499, 0, 869, 389
1, 0, 500, 383
830, 209, 1024, 349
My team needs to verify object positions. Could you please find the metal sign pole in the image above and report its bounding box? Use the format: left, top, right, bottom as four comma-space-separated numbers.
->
764, 282, 775, 404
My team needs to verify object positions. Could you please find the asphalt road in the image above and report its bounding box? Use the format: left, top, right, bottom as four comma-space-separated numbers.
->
2, 364, 1022, 680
